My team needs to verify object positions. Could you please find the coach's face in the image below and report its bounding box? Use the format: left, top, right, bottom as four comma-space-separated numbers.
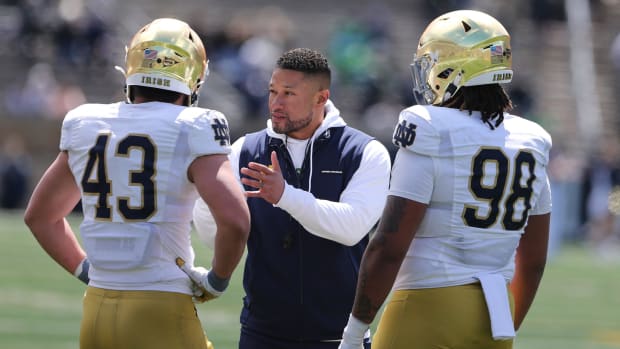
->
268, 68, 329, 140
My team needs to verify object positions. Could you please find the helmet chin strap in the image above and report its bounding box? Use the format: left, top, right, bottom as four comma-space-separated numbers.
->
189, 92, 198, 106
114, 65, 127, 77
114, 65, 132, 103
189, 80, 205, 107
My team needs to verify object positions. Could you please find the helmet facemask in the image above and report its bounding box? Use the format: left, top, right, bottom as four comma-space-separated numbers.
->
411, 53, 437, 105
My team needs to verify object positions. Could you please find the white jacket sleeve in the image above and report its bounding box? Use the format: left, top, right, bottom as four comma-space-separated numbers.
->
275, 140, 391, 246
192, 137, 245, 249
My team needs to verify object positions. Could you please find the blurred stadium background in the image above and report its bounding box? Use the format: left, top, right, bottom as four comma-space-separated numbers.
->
0, 0, 619, 348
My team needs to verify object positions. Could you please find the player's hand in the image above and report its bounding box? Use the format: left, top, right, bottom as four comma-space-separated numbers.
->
176, 257, 229, 303
338, 314, 368, 349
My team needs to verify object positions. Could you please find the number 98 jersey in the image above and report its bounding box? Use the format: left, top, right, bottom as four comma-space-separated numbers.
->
59, 101, 231, 291
389, 104, 552, 290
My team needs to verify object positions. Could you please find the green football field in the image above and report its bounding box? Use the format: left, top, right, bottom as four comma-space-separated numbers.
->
1, 210, 619, 349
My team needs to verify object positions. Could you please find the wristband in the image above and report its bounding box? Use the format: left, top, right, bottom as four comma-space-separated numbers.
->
342, 314, 369, 342
73, 258, 90, 284
207, 271, 230, 292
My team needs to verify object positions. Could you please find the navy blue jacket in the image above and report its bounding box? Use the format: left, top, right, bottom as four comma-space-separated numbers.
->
239, 126, 373, 341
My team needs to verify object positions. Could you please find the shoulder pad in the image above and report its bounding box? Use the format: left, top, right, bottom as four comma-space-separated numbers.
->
392, 105, 439, 156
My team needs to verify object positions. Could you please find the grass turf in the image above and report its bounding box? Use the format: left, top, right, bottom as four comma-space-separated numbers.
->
1, 210, 619, 349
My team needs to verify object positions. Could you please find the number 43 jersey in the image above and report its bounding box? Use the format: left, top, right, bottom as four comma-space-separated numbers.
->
389, 104, 552, 290
60, 101, 231, 292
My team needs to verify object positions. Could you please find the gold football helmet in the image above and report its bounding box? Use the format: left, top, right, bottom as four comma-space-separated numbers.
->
411, 10, 512, 105
124, 18, 208, 106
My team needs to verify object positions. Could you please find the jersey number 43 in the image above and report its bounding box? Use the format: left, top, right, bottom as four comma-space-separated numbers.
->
81, 133, 157, 221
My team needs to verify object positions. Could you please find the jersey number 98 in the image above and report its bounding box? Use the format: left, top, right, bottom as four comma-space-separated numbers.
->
462, 147, 536, 231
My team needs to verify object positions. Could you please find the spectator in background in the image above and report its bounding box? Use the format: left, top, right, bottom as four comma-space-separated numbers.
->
0, 134, 31, 209
4, 61, 86, 120
422, 0, 472, 19
580, 138, 620, 256
52, 10, 108, 69
529, 0, 566, 26
612, 31, 620, 73
4, 62, 59, 118
546, 143, 584, 257
12, 0, 57, 63
193, 6, 297, 120
11, 0, 111, 68
611, 32, 620, 131
327, 3, 398, 113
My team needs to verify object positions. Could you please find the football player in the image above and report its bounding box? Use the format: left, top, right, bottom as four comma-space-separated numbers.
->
24, 18, 250, 349
339, 10, 552, 349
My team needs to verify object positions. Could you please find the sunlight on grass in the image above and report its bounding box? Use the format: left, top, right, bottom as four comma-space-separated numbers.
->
1, 211, 619, 349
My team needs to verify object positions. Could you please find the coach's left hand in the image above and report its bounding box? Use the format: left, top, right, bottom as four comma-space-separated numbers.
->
241, 151, 285, 204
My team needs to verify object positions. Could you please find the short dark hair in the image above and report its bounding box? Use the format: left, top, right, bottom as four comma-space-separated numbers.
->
129, 85, 188, 105
441, 84, 513, 130
276, 48, 331, 88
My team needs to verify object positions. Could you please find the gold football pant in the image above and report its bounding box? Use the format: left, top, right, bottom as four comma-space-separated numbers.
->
373, 284, 514, 349
80, 286, 214, 349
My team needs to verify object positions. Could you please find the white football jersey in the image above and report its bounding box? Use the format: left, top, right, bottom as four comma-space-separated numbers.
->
60, 101, 231, 292
389, 105, 552, 290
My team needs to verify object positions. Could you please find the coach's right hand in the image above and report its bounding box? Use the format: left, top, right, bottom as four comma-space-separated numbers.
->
176, 257, 230, 303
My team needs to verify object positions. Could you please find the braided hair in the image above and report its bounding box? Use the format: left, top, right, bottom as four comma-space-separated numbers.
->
441, 84, 513, 130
